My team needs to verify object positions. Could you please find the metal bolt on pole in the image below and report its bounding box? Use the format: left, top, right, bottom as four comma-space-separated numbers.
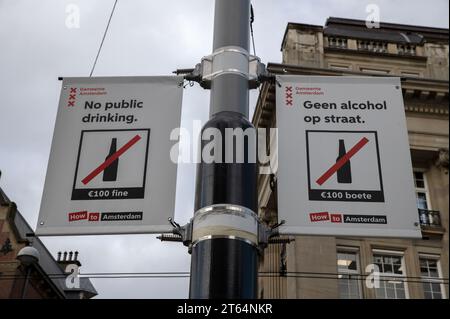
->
189, 0, 259, 299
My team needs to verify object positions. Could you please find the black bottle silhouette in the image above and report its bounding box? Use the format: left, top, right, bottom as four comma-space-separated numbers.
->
336, 139, 352, 183
103, 138, 119, 182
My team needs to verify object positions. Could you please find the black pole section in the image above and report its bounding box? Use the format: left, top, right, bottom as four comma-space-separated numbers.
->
21, 267, 31, 299
189, 0, 258, 299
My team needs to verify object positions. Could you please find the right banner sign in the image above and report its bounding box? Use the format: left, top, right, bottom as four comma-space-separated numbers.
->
276, 76, 421, 238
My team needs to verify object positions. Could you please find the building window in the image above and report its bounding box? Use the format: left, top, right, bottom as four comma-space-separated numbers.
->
413, 170, 443, 227
373, 250, 408, 299
420, 256, 446, 299
337, 249, 362, 299
414, 171, 430, 210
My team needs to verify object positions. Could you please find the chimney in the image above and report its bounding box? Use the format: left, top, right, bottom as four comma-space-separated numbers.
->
57, 250, 82, 271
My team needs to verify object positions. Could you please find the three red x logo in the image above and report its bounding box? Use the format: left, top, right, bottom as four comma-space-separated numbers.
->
285, 86, 293, 107
67, 87, 77, 107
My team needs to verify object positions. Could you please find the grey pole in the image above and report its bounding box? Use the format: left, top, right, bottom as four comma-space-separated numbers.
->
189, 0, 259, 299
209, 0, 250, 117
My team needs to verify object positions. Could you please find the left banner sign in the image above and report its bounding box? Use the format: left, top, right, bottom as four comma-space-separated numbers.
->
36, 76, 183, 236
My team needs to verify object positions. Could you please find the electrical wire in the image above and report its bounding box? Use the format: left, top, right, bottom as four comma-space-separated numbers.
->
0, 276, 447, 286
0, 271, 447, 285
89, 0, 118, 77
250, 4, 257, 57
249, 2, 262, 101
2, 270, 448, 280
0, 270, 448, 280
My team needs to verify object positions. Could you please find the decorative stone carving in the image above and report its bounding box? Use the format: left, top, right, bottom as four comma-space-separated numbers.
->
436, 148, 449, 172
0, 238, 13, 255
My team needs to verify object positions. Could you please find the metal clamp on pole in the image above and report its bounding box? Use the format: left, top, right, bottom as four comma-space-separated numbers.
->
249, 55, 268, 89
168, 217, 193, 248
191, 204, 259, 247
258, 219, 285, 250
199, 46, 266, 89
173, 53, 267, 90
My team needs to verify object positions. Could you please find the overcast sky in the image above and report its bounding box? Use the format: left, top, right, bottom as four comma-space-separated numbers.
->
0, 0, 448, 299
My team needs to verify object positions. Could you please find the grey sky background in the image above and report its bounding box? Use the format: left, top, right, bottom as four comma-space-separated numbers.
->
0, 0, 448, 298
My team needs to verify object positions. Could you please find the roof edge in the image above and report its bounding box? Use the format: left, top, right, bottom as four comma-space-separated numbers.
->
281, 17, 449, 51
326, 17, 449, 34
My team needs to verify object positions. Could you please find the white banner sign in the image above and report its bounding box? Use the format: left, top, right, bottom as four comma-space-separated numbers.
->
276, 76, 421, 238
36, 76, 183, 235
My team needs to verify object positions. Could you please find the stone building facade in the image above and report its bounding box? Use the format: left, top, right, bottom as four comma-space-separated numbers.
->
253, 17, 449, 299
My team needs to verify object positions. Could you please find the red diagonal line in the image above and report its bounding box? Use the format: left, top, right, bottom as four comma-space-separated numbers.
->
315, 137, 369, 186
81, 134, 141, 185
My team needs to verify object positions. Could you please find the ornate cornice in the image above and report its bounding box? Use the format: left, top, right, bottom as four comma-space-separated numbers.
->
404, 103, 449, 115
